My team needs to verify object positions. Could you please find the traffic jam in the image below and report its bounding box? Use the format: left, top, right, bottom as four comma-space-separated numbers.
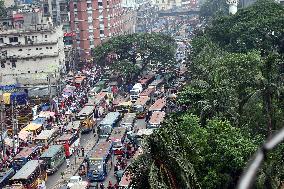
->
0, 59, 188, 189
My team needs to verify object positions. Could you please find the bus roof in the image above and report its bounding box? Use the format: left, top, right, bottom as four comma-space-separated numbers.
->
0, 168, 14, 184
11, 160, 43, 180
149, 98, 166, 112
77, 105, 95, 117
41, 145, 63, 158
140, 88, 155, 97
100, 112, 120, 125
94, 92, 107, 105
14, 146, 38, 159
109, 127, 126, 141
95, 80, 106, 87
67, 120, 81, 130
149, 79, 164, 87
34, 129, 57, 140
136, 129, 154, 136
121, 113, 136, 125
149, 111, 166, 125
88, 140, 112, 160
134, 96, 150, 106
113, 96, 125, 106
22, 123, 42, 132
55, 133, 74, 141
138, 75, 154, 85
119, 172, 131, 187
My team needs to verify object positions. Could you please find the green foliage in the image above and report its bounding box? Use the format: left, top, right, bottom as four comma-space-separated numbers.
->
199, 0, 228, 19
207, 0, 284, 54
0, 0, 7, 17
92, 33, 177, 80
129, 114, 257, 189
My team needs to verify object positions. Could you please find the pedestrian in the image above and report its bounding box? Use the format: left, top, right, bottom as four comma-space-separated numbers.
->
66, 158, 70, 168
108, 181, 112, 189
100, 183, 104, 189
81, 147, 85, 157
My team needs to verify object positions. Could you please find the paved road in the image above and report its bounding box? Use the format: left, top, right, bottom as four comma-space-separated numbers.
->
78, 118, 147, 188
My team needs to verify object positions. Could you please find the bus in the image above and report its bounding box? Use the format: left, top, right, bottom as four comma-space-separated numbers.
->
76, 105, 95, 133
138, 75, 155, 89
33, 128, 59, 148
10, 160, 47, 189
54, 132, 80, 157
22, 123, 43, 136
66, 120, 81, 134
133, 96, 150, 119
98, 112, 120, 138
0, 167, 15, 188
148, 111, 166, 129
120, 113, 136, 131
40, 145, 66, 174
116, 101, 132, 114
148, 98, 166, 113
139, 88, 155, 99
148, 79, 164, 91
13, 146, 43, 171
86, 140, 112, 181
109, 127, 127, 155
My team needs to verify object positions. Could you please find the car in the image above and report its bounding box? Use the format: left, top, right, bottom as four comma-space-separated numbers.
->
67, 176, 89, 189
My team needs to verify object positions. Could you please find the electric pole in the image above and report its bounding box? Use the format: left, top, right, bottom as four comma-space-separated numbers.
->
0, 100, 6, 160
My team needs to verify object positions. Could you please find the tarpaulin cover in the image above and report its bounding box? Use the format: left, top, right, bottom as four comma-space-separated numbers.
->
10, 92, 28, 105
32, 117, 46, 125
3, 93, 11, 104
40, 103, 50, 111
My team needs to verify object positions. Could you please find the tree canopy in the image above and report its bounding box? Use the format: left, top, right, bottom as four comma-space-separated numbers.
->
92, 33, 177, 82
128, 114, 257, 188
130, 0, 284, 188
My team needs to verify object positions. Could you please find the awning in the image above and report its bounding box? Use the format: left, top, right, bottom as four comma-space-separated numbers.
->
3, 93, 11, 105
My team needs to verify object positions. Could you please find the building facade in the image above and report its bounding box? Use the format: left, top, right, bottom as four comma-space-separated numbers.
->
42, 0, 71, 33
0, 11, 65, 85
69, 0, 136, 61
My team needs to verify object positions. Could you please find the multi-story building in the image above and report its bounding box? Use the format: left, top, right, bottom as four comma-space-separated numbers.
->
42, 0, 71, 33
0, 10, 65, 85
69, 0, 136, 61
151, 0, 182, 10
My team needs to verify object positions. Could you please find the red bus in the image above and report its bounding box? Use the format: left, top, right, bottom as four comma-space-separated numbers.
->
54, 133, 80, 157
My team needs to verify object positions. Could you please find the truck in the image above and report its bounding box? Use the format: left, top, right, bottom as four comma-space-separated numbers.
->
130, 83, 143, 102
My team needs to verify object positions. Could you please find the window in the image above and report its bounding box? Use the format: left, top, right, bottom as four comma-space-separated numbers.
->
74, 3, 77, 9
9, 37, 18, 43
19, 49, 22, 51
28, 71, 30, 73
50, 47, 53, 49
39, 48, 42, 50
87, 3, 92, 8
0, 38, 3, 43
36, 48, 38, 50
46, 47, 49, 49
45, 35, 47, 38
100, 30, 104, 34
98, 2, 103, 6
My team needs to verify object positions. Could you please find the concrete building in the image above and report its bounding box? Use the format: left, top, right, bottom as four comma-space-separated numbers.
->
151, 0, 182, 10
42, 0, 71, 33
0, 10, 65, 85
69, 0, 136, 61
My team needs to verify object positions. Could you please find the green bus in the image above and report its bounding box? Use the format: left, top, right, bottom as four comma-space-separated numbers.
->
40, 145, 65, 175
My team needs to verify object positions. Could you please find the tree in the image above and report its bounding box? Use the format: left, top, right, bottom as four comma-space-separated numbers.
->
92, 33, 177, 80
0, 0, 7, 17
199, 0, 228, 19
128, 113, 257, 189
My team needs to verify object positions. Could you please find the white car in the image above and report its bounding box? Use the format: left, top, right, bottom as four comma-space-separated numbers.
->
67, 176, 89, 189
